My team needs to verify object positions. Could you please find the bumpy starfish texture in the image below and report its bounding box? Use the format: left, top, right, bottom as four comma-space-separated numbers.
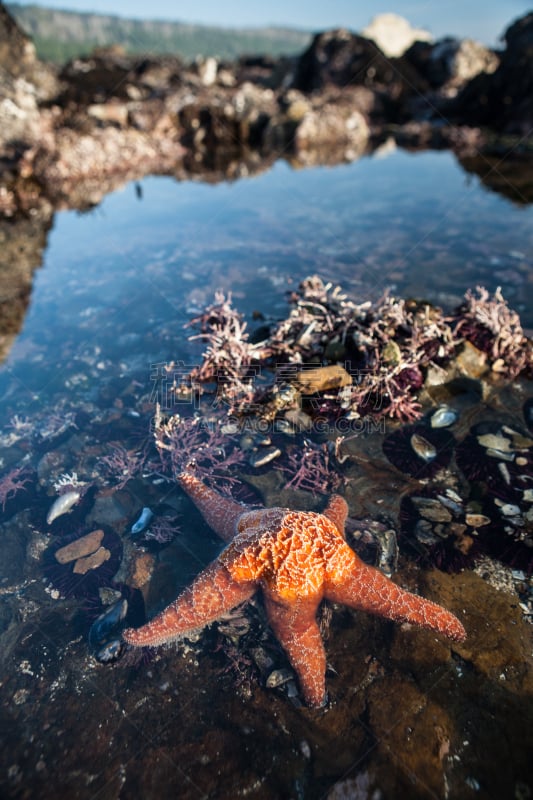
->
123, 472, 466, 707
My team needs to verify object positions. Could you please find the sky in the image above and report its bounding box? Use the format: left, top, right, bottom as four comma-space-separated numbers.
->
11, 0, 532, 45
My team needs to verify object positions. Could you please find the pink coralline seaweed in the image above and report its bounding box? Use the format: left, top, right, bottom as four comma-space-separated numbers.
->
180, 278, 532, 425
99, 444, 147, 491
154, 412, 247, 495
143, 516, 180, 544
186, 292, 259, 405
454, 286, 532, 378
0, 466, 31, 511
275, 439, 343, 496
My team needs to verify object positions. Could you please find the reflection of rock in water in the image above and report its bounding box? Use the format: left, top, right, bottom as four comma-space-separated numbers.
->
457, 151, 533, 205
0, 212, 53, 364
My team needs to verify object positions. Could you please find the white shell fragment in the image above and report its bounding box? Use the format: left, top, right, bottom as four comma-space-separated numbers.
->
486, 448, 515, 462
498, 503, 521, 518
46, 491, 81, 525
266, 668, 294, 688
249, 447, 282, 468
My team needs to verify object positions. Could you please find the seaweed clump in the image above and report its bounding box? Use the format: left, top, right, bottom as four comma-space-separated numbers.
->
177, 277, 533, 427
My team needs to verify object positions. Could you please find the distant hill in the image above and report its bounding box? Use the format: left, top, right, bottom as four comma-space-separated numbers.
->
7, 3, 312, 63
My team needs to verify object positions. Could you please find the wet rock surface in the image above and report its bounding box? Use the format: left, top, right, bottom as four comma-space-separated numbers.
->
0, 561, 531, 799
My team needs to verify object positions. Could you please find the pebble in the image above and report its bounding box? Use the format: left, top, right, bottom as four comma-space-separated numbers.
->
55, 529, 104, 564
295, 365, 352, 394
73, 546, 111, 574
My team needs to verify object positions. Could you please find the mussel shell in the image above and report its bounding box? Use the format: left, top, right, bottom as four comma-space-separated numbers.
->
95, 638, 124, 663
89, 598, 128, 648
382, 424, 455, 478
430, 406, 458, 429
477, 433, 514, 452
131, 507, 154, 535
410, 433, 437, 462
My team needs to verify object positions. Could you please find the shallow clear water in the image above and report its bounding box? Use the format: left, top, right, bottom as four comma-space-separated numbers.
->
4, 149, 533, 417
1, 149, 532, 799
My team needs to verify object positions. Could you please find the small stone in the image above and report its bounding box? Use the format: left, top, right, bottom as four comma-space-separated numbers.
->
54, 530, 104, 564
411, 497, 452, 523
382, 340, 402, 366
98, 586, 123, 605
284, 408, 313, 431
456, 341, 488, 379
73, 546, 111, 574
424, 364, 450, 387
295, 365, 352, 394
465, 513, 491, 528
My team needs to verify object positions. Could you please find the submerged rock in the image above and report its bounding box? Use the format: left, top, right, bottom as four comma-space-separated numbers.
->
72, 546, 111, 574
54, 529, 104, 564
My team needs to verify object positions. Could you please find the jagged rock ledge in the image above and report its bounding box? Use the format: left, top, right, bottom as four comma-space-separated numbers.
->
1, 3, 533, 220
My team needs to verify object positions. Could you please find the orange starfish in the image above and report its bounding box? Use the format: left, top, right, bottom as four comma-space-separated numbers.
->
123, 473, 466, 707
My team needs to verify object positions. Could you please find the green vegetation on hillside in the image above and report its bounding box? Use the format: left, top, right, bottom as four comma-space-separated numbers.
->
8, 2, 311, 63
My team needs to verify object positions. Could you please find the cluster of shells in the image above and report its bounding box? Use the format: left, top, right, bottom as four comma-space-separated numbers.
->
382, 402, 533, 605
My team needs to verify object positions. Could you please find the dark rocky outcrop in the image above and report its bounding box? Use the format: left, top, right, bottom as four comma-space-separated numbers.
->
405, 37, 498, 92
445, 12, 533, 133
292, 28, 429, 122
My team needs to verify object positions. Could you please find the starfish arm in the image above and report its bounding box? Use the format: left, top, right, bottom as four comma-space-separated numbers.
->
264, 595, 326, 708
322, 494, 349, 537
123, 561, 255, 647
325, 546, 466, 642
177, 472, 248, 542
